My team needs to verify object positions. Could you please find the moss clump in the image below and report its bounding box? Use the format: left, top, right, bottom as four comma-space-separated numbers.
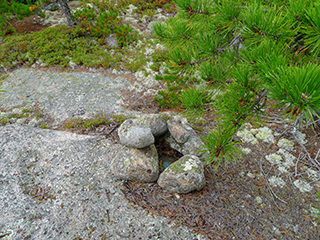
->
22, 108, 32, 114
8, 112, 29, 119
112, 114, 126, 124
83, 113, 109, 129
0, 118, 8, 125
39, 124, 48, 129
64, 112, 109, 129
65, 117, 84, 129
0, 25, 115, 69
159, 113, 173, 121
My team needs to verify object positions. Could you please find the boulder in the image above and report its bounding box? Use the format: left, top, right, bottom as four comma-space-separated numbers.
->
165, 119, 204, 157
157, 155, 205, 194
118, 119, 155, 148
136, 114, 168, 138
111, 144, 159, 182
167, 119, 190, 143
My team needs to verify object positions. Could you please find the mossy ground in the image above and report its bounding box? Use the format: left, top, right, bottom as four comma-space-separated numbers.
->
0, 0, 172, 74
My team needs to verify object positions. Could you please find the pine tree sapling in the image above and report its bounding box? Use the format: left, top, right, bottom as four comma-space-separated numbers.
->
266, 64, 320, 127
153, 0, 320, 168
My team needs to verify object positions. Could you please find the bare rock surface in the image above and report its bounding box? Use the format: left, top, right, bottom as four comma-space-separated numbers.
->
0, 68, 138, 126
0, 124, 206, 240
111, 144, 159, 182
158, 155, 205, 194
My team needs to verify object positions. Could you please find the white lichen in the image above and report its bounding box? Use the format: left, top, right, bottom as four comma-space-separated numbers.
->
247, 172, 255, 178
265, 153, 282, 165
278, 166, 288, 173
255, 196, 263, 204
293, 179, 313, 193
126, 4, 138, 15
295, 131, 307, 144
277, 138, 294, 150
182, 158, 199, 171
144, 47, 155, 56
277, 149, 295, 169
268, 176, 286, 188
304, 168, 319, 181
241, 147, 252, 154
274, 131, 281, 136
249, 128, 258, 135
236, 128, 258, 144
255, 127, 275, 143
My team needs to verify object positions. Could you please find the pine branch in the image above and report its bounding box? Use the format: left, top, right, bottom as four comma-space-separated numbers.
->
189, 56, 213, 65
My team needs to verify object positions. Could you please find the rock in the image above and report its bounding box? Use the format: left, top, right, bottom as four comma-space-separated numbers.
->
105, 34, 118, 48
165, 120, 204, 157
111, 144, 159, 182
157, 155, 205, 194
167, 119, 190, 143
136, 114, 168, 138
118, 120, 155, 148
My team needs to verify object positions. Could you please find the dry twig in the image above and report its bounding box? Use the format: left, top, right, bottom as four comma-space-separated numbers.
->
259, 160, 287, 209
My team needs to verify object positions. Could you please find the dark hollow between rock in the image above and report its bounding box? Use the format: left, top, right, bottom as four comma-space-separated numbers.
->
154, 134, 183, 172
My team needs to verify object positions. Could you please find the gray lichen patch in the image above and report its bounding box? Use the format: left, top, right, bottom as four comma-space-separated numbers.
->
168, 155, 202, 174
268, 176, 286, 188
293, 179, 313, 193
277, 149, 296, 169
277, 138, 295, 151
255, 127, 275, 143
265, 153, 282, 165
1, 69, 138, 126
295, 131, 307, 144
236, 128, 258, 145
237, 126, 276, 145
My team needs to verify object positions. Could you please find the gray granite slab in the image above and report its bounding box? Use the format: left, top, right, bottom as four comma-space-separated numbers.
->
0, 124, 206, 240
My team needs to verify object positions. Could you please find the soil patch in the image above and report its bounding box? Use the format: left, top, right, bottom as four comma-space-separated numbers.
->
7, 15, 51, 35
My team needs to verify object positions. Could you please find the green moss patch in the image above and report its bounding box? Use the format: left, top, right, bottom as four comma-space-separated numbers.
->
64, 112, 109, 130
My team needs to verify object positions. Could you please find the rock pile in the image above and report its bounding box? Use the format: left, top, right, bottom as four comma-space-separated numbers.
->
111, 114, 206, 194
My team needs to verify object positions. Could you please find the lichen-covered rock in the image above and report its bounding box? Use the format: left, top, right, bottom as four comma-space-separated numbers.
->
118, 119, 155, 148
136, 114, 168, 137
157, 155, 205, 194
167, 119, 190, 144
111, 144, 159, 182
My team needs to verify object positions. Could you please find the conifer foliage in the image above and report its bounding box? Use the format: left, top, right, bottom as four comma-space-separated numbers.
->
153, 0, 320, 168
